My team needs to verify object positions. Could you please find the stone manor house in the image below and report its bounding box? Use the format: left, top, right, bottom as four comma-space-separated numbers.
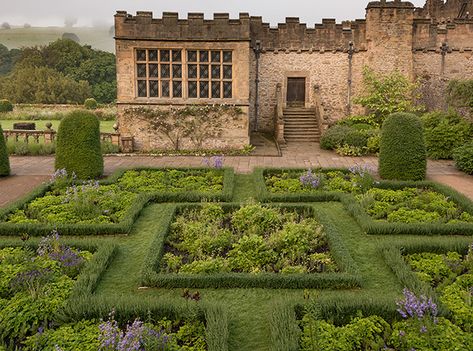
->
114, 0, 473, 151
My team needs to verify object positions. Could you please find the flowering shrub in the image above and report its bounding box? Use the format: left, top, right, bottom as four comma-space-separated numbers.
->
202, 155, 224, 169
162, 203, 336, 274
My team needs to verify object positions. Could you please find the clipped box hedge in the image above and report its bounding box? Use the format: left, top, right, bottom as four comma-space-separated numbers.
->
141, 203, 362, 290
0, 167, 235, 236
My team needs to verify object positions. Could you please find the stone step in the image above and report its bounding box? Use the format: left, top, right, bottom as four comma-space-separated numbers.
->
284, 120, 318, 125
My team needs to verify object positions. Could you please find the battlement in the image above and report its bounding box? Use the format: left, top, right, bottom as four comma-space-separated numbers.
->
366, 0, 415, 9
249, 16, 367, 50
114, 11, 251, 41
413, 17, 473, 49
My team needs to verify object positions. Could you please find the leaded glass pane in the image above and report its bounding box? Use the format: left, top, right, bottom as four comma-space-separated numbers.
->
211, 65, 221, 79
200, 65, 209, 79
161, 81, 170, 97
211, 51, 221, 62
188, 81, 197, 98
173, 81, 182, 97
223, 65, 232, 79
172, 50, 181, 62
223, 82, 232, 98
172, 64, 182, 79
188, 50, 197, 62
223, 51, 232, 63
149, 81, 158, 97
211, 81, 221, 98
137, 49, 146, 61
137, 80, 147, 97
160, 64, 170, 78
160, 50, 170, 62
149, 64, 158, 78
200, 81, 209, 98
148, 50, 158, 61
137, 64, 147, 78
188, 64, 197, 78
199, 51, 209, 62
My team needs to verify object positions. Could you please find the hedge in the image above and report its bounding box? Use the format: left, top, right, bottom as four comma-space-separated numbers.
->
0, 99, 13, 113
453, 142, 473, 175
141, 203, 362, 290
379, 113, 426, 181
55, 110, 103, 179
0, 123, 10, 176
343, 181, 473, 236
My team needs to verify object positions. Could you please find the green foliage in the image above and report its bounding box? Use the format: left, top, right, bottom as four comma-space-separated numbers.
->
163, 204, 336, 275
358, 187, 471, 224
6, 140, 55, 156
270, 301, 300, 351
0, 244, 91, 345
336, 115, 379, 128
447, 79, 473, 114
0, 99, 13, 112
83, 98, 97, 110
0, 44, 21, 76
354, 67, 424, 124
55, 111, 103, 179
379, 113, 426, 181
422, 111, 473, 159
320, 125, 353, 150
0, 66, 91, 104
264, 168, 374, 195
0, 124, 10, 176
453, 142, 473, 175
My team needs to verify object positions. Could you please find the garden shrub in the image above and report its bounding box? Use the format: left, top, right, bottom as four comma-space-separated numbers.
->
84, 98, 98, 110
422, 111, 473, 159
320, 125, 353, 150
453, 142, 473, 175
379, 113, 426, 180
0, 99, 13, 112
55, 110, 103, 179
0, 124, 10, 176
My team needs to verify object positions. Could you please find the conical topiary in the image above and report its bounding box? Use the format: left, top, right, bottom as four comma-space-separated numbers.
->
0, 124, 10, 176
55, 110, 103, 179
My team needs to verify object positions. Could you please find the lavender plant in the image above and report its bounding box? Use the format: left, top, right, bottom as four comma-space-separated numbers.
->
299, 169, 321, 189
203, 155, 225, 169
396, 288, 438, 320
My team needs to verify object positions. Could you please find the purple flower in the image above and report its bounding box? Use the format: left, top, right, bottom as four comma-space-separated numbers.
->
399, 330, 405, 337
420, 325, 427, 333
300, 169, 321, 189
396, 288, 437, 320
202, 155, 224, 169
348, 164, 374, 177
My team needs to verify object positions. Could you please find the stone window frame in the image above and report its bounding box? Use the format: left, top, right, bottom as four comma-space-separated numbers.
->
134, 48, 233, 100
135, 48, 183, 98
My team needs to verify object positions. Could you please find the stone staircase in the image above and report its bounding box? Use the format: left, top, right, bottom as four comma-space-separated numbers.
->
282, 107, 320, 143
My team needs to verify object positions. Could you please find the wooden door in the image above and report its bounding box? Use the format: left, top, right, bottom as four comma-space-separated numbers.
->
286, 77, 306, 107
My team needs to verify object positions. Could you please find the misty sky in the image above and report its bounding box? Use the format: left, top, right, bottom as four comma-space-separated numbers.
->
1, 0, 427, 27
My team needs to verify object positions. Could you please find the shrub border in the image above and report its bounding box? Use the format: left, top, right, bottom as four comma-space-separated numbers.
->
140, 203, 362, 289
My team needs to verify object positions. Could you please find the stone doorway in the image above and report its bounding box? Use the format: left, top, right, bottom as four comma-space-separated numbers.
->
286, 77, 306, 107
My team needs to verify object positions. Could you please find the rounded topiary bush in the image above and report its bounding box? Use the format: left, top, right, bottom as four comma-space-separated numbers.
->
84, 98, 98, 110
55, 111, 103, 179
0, 99, 13, 113
453, 142, 473, 175
379, 112, 426, 181
320, 125, 352, 150
0, 124, 10, 176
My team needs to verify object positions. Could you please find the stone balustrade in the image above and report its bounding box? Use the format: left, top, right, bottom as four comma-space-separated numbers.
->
2, 129, 132, 152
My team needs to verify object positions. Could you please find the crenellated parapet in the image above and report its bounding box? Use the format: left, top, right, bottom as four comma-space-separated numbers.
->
249, 17, 367, 51
114, 11, 251, 41
413, 17, 473, 49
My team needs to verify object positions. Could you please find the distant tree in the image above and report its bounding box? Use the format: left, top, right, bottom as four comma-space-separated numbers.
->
64, 17, 77, 28
0, 66, 91, 104
62, 32, 80, 43
24, 23, 31, 28
0, 45, 21, 75
1, 22, 10, 29
43, 39, 90, 74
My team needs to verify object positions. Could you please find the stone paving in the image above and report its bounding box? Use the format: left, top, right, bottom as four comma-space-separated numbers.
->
0, 143, 472, 206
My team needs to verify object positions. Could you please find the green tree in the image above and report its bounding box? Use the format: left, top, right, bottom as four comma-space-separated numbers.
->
355, 67, 424, 124
0, 66, 91, 104
447, 79, 473, 114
